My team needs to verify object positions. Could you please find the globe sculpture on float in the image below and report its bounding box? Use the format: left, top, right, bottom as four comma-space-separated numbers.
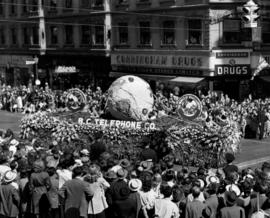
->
106, 75, 154, 121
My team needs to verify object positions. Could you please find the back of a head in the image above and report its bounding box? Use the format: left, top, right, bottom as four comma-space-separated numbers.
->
72, 166, 83, 178
192, 186, 201, 199
172, 185, 184, 203
160, 183, 173, 198
207, 183, 218, 195
254, 182, 268, 195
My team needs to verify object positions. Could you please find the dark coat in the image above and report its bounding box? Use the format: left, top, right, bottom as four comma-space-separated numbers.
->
29, 171, 51, 215
0, 183, 20, 218
113, 195, 138, 218
220, 205, 245, 218
59, 178, 94, 218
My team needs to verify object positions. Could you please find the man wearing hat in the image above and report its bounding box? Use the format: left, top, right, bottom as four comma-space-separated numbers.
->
223, 153, 238, 178
220, 191, 245, 218
0, 170, 20, 218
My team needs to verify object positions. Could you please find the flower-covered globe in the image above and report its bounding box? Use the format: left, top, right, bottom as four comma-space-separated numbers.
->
106, 75, 154, 121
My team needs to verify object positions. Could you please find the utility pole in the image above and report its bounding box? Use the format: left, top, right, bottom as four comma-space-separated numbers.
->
38, 0, 46, 55
104, 0, 111, 55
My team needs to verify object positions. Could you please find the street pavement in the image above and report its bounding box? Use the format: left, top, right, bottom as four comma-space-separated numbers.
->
0, 110, 269, 168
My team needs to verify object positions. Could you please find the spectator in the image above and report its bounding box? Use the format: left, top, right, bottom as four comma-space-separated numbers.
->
185, 186, 205, 218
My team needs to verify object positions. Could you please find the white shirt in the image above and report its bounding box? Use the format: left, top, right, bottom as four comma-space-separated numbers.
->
187, 192, 205, 203
139, 189, 158, 210
154, 198, 179, 218
57, 169, 72, 189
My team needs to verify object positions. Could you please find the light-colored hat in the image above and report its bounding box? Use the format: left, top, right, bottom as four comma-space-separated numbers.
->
128, 179, 142, 192
3, 171, 17, 183
9, 139, 19, 147
80, 149, 89, 156
206, 175, 220, 186
198, 179, 205, 189
226, 184, 241, 197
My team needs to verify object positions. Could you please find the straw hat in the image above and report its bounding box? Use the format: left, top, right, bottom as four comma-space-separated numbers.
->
3, 171, 17, 183
128, 179, 142, 192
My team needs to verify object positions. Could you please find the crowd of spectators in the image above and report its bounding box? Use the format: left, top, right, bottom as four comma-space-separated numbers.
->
0, 128, 269, 218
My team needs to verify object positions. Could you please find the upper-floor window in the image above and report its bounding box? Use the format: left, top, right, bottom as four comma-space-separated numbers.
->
23, 27, 30, 44
30, 0, 38, 12
81, 0, 91, 8
50, 26, 58, 44
50, 0, 57, 10
223, 19, 241, 44
11, 28, 17, 44
188, 19, 202, 45
263, 22, 270, 44
65, 0, 72, 8
119, 0, 128, 4
65, 25, 73, 44
0, 28, 5, 45
81, 26, 91, 44
31, 26, 39, 45
118, 23, 128, 44
139, 21, 151, 45
162, 20, 175, 45
0, 0, 4, 15
10, 0, 16, 15
22, 0, 28, 14
93, 25, 104, 45
92, 0, 103, 7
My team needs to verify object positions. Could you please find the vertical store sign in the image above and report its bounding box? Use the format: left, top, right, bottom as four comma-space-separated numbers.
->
38, 0, 46, 54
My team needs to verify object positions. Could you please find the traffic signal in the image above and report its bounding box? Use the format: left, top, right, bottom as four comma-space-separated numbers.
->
242, 0, 260, 28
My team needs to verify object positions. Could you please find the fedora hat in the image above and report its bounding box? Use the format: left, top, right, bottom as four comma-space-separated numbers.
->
128, 179, 142, 192
117, 168, 128, 179
9, 139, 19, 147
3, 171, 17, 183
119, 159, 131, 169
225, 191, 237, 205
104, 170, 117, 180
206, 175, 220, 186
80, 149, 89, 156
226, 184, 241, 197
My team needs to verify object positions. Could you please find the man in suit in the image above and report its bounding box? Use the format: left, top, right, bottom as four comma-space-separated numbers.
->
59, 166, 94, 218
185, 186, 205, 218
220, 191, 245, 218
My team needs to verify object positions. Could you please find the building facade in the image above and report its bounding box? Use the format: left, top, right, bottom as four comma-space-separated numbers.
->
110, 0, 270, 100
0, 0, 112, 90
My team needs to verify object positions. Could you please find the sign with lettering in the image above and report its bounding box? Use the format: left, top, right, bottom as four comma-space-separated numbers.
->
215, 65, 251, 76
113, 66, 204, 76
78, 118, 156, 130
55, 66, 78, 73
216, 52, 249, 58
111, 53, 209, 70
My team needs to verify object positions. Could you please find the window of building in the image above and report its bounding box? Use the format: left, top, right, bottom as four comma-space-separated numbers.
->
119, 0, 128, 4
65, 0, 72, 8
94, 25, 104, 45
139, 21, 151, 45
162, 20, 175, 45
188, 19, 202, 45
23, 27, 30, 44
0, 0, 4, 15
22, 0, 28, 14
31, 26, 39, 45
65, 25, 73, 44
0, 29, 5, 44
50, 0, 57, 10
50, 26, 58, 44
81, 26, 91, 44
263, 22, 270, 44
118, 23, 128, 44
10, 0, 16, 15
92, 0, 103, 7
31, 0, 38, 12
223, 19, 241, 44
81, 0, 91, 8
11, 28, 17, 44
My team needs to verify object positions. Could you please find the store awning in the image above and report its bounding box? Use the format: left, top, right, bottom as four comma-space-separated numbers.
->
109, 72, 174, 81
169, 76, 205, 84
260, 76, 270, 82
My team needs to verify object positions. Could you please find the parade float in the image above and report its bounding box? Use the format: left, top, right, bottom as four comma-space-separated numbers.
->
19, 75, 242, 168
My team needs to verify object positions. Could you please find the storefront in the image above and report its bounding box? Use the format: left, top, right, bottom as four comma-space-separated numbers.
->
210, 49, 252, 101
110, 51, 211, 94
0, 55, 33, 86
38, 55, 111, 90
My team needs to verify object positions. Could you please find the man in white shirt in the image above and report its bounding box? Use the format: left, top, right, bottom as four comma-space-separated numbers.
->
154, 183, 179, 218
